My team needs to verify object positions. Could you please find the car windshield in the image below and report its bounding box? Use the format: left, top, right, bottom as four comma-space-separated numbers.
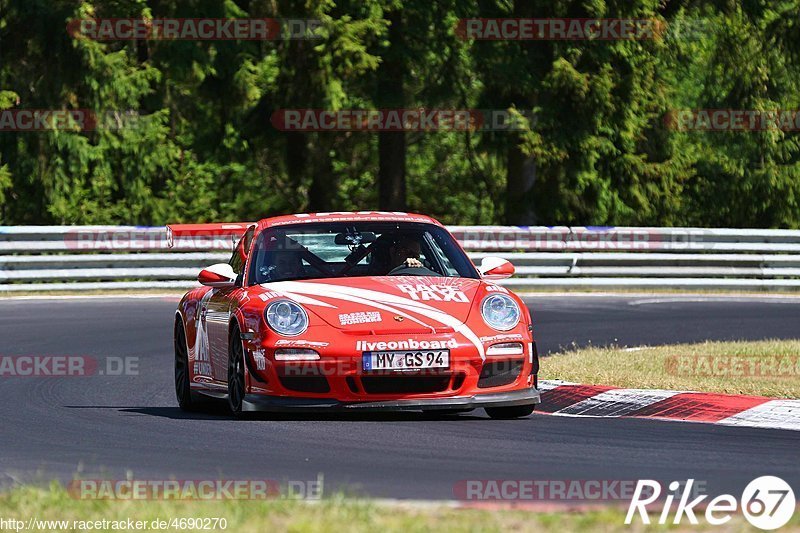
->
247, 222, 479, 284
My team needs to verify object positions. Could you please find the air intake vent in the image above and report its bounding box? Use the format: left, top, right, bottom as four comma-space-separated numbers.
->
360, 376, 451, 394
478, 359, 524, 388
277, 376, 330, 394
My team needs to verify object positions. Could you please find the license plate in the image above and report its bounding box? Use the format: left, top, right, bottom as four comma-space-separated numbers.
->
362, 350, 450, 372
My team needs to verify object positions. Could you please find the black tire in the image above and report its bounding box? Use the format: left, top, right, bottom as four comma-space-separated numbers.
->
227, 324, 247, 416
174, 318, 195, 411
485, 404, 536, 419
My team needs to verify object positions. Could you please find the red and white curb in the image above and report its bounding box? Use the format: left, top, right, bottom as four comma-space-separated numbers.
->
538, 380, 800, 431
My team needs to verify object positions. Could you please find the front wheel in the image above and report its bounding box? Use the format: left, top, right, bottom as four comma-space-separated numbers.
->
485, 404, 536, 419
174, 319, 196, 411
227, 325, 247, 416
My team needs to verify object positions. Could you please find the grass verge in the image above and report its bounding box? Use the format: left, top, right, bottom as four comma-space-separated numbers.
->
543, 339, 800, 398
1, 484, 797, 532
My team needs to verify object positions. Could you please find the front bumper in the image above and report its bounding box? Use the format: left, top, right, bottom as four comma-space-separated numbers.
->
242, 386, 540, 412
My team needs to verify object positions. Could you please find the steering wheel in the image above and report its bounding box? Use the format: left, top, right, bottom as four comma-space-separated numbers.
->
388, 264, 438, 276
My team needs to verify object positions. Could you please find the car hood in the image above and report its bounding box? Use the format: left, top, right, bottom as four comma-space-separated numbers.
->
262, 276, 483, 334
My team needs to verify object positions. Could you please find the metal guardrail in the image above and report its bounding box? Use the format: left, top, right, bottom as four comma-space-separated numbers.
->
2, 225, 800, 291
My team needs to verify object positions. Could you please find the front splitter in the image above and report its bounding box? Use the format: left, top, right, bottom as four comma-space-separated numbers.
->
242, 387, 540, 412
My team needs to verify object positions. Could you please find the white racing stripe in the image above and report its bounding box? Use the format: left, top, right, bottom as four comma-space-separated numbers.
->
557, 389, 683, 417
280, 289, 436, 332
536, 381, 800, 432
190, 290, 213, 363
717, 399, 800, 431
269, 281, 487, 360
537, 379, 579, 391
275, 292, 337, 308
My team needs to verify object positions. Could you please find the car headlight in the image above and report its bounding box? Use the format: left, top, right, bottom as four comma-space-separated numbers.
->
265, 300, 308, 336
480, 294, 520, 331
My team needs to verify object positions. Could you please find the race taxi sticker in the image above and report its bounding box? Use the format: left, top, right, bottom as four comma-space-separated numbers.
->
397, 283, 469, 302
338, 311, 382, 326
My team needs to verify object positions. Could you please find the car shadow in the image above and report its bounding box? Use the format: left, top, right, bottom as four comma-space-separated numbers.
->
64, 404, 230, 421
64, 403, 488, 422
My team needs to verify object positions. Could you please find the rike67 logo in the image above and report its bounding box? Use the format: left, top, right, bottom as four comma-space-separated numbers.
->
626, 477, 796, 530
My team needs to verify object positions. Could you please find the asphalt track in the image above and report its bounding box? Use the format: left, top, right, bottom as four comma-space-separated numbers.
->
0, 294, 798, 501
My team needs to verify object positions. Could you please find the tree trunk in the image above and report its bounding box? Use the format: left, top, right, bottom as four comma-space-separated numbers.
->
377, 9, 406, 211
505, 137, 537, 225
378, 132, 406, 210
504, 0, 538, 225
286, 131, 307, 210
308, 141, 336, 211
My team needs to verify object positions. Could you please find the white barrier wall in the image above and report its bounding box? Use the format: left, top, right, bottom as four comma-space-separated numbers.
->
2, 225, 800, 291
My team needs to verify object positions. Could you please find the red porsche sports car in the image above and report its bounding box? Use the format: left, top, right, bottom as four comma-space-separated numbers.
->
170, 212, 540, 418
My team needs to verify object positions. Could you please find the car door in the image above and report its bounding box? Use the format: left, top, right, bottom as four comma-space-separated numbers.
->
207, 226, 255, 384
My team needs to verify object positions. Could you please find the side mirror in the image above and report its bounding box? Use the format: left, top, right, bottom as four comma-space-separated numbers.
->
478, 257, 515, 280
198, 263, 237, 288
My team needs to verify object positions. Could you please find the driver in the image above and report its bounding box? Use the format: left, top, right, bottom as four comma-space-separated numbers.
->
388, 236, 423, 271
272, 250, 303, 280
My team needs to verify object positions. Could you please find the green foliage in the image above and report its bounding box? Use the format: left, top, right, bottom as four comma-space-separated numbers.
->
0, 0, 798, 227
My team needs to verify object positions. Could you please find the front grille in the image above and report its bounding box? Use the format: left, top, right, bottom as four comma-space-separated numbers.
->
478, 359, 524, 388
452, 372, 466, 391
277, 375, 331, 393
346, 376, 360, 394
360, 375, 451, 394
